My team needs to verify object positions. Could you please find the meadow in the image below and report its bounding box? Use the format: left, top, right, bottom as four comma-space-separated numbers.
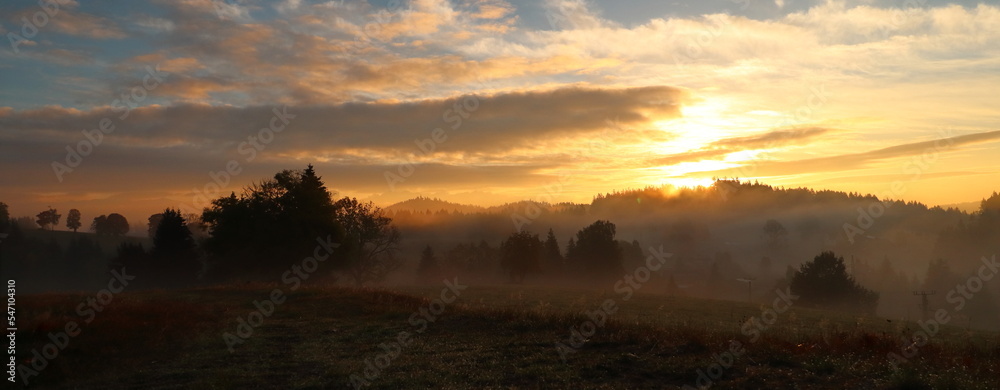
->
15, 282, 999, 389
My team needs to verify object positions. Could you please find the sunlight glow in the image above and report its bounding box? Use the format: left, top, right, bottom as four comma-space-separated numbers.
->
660, 177, 716, 189
660, 160, 738, 176
653, 98, 744, 155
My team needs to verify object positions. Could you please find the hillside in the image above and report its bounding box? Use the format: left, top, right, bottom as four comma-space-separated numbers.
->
17, 285, 999, 389
21, 229, 151, 253
937, 201, 981, 214
380, 181, 1000, 329
385, 196, 486, 214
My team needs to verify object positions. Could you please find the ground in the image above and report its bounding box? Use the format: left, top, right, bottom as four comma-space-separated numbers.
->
13, 283, 1000, 389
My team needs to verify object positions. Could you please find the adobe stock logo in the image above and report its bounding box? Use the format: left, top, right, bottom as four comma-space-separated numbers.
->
5, 0, 75, 54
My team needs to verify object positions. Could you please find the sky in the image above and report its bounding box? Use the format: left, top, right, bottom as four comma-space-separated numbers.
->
0, 0, 998, 230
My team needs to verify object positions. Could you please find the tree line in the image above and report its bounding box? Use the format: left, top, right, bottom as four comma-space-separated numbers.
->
3, 172, 999, 320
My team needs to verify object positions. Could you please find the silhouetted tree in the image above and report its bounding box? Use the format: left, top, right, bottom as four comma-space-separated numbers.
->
35, 208, 60, 231
0, 201, 12, 267
333, 197, 401, 286
66, 209, 81, 232
762, 219, 788, 250
932, 191, 1000, 272
567, 220, 622, 279
500, 231, 542, 283
619, 239, 643, 269
92, 213, 129, 236
444, 243, 472, 274
91, 215, 106, 235
981, 191, 1000, 214
543, 228, 563, 274
0, 202, 8, 266
790, 251, 878, 313
147, 213, 163, 239
417, 245, 441, 281
110, 242, 147, 275
922, 258, 957, 292
0, 202, 8, 229
13, 216, 34, 231
202, 165, 343, 280
107, 213, 129, 236
184, 212, 208, 239
470, 240, 498, 274
151, 208, 200, 284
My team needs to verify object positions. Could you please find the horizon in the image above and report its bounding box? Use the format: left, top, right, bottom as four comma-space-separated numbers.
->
8, 175, 996, 237
4, 178, 993, 237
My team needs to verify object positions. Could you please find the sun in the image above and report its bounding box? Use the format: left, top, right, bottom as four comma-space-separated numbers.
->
650, 97, 743, 154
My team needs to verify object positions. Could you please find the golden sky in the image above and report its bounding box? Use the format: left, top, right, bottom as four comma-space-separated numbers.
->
1, 0, 998, 229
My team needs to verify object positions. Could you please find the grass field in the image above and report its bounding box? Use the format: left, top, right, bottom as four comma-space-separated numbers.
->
14, 282, 1000, 389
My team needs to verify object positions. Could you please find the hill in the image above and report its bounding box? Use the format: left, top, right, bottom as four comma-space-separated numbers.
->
937, 201, 981, 213
385, 196, 486, 214
22, 228, 151, 253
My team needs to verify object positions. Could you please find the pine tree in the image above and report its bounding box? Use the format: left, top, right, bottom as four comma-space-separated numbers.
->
790, 251, 879, 313
152, 208, 200, 285
543, 228, 563, 274
417, 245, 440, 280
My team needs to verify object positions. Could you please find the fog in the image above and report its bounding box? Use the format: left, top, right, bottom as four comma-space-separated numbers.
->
384, 181, 1000, 330
3, 180, 998, 330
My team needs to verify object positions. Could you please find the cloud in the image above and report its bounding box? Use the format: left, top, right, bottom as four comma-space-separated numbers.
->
649, 149, 732, 166
105, 1, 616, 106
131, 16, 176, 33
712, 127, 831, 150
471, 1, 515, 20
48, 10, 126, 39
3, 0, 1000, 216
649, 126, 833, 166
808, 171, 995, 186
703, 129, 1000, 177
0, 1, 124, 41
0, 85, 686, 157
0, 84, 687, 218
542, 0, 613, 30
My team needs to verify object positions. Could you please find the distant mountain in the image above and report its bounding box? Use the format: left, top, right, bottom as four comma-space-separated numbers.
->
386, 196, 485, 214
478, 200, 587, 216
937, 201, 981, 213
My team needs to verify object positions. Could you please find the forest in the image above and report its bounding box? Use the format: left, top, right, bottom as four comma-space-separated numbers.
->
3, 165, 998, 330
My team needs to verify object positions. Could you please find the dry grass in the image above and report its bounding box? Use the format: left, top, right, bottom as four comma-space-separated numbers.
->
14, 284, 1000, 389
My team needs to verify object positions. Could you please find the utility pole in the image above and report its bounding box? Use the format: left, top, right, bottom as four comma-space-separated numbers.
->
737, 278, 755, 303
912, 290, 936, 320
